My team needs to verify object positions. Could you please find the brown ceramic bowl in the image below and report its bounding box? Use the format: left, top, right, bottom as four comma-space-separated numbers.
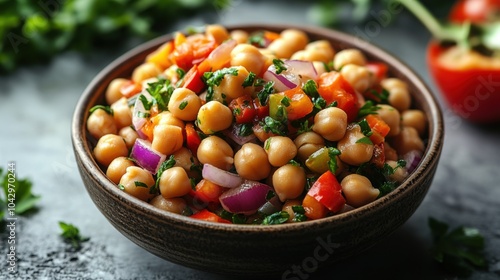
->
72, 24, 443, 277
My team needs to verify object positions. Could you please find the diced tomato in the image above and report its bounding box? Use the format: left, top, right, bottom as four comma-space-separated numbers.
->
252, 123, 274, 143
146, 41, 174, 70
185, 123, 201, 156
365, 62, 388, 83
190, 209, 231, 223
307, 171, 346, 213
366, 114, 390, 144
120, 80, 142, 98
317, 72, 359, 122
171, 33, 218, 71
229, 96, 256, 124
190, 179, 225, 205
253, 97, 269, 120
280, 86, 314, 121
181, 65, 205, 94
264, 31, 280, 43
302, 194, 328, 220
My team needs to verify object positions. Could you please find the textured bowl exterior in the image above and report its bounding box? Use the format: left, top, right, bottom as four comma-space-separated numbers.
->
72, 24, 443, 277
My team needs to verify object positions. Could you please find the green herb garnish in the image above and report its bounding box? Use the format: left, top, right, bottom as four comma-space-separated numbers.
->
357, 100, 380, 118
292, 205, 307, 222
89, 105, 113, 115
428, 217, 488, 277
261, 211, 289, 225
59, 221, 89, 249
327, 147, 341, 174
242, 72, 256, 87
152, 155, 176, 194
272, 59, 287, 74
257, 81, 275, 105
179, 100, 188, 110
0, 166, 40, 218
302, 80, 319, 98
204, 67, 239, 101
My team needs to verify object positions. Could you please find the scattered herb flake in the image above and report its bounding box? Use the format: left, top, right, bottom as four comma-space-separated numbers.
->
1, 167, 40, 216
59, 221, 89, 249
302, 80, 319, 98
242, 72, 256, 87
179, 100, 188, 110
261, 211, 289, 225
272, 59, 288, 74
89, 105, 113, 115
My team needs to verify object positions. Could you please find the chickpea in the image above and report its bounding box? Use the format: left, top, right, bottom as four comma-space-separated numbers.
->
292, 40, 335, 63
333, 49, 366, 70
93, 134, 129, 167
377, 104, 401, 137
197, 136, 234, 171
213, 66, 254, 101
312, 107, 348, 141
106, 156, 135, 184
205, 24, 229, 44
341, 174, 379, 208
153, 111, 185, 129
231, 44, 266, 75
131, 62, 162, 84
105, 78, 127, 104
384, 142, 398, 161
337, 124, 374, 166
340, 64, 373, 93
264, 136, 298, 167
196, 101, 233, 134
110, 97, 132, 129
389, 126, 424, 155
150, 195, 188, 215
267, 28, 309, 59
230, 29, 249, 44
118, 126, 139, 149
381, 78, 411, 111
272, 164, 306, 202
282, 199, 302, 222
87, 108, 117, 140
402, 109, 427, 136
386, 160, 408, 183
312, 61, 327, 76
294, 132, 325, 162
167, 88, 202, 121
234, 143, 271, 181
152, 124, 183, 155
159, 166, 192, 199
172, 147, 200, 178
119, 166, 155, 201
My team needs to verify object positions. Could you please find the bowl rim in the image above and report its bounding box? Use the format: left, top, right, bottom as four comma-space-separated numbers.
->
72, 23, 443, 233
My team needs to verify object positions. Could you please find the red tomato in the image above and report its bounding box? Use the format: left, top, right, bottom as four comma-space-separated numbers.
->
365, 61, 388, 82
190, 209, 231, 223
181, 65, 205, 94
171, 34, 217, 71
427, 41, 500, 122
228, 96, 256, 124
317, 72, 359, 122
185, 123, 201, 156
306, 171, 346, 213
449, 0, 500, 23
190, 179, 225, 205
253, 97, 269, 120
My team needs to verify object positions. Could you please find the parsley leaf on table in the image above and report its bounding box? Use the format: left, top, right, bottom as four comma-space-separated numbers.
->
0, 167, 40, 217
59, 221, 90, 250
428, 217, 488, 277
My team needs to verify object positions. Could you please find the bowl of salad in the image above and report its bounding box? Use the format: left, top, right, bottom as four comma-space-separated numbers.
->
72, 23, 443, 277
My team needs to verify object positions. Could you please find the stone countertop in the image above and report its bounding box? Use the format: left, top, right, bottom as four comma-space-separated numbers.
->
1, 1, 499, 279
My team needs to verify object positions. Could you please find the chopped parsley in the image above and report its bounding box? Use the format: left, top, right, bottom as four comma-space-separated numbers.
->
89, 105, 113, 115
266, 190, 276, 201
261, 116, 287, 135
179, 100, 188, 110
428, 217, 488, 277
242, 72, 256, 87
296, 119, 312, 134
237, 123, 253, 137
144, 79, 175, 112
328, 147, 341, 174
203, 67, 239, 101
248, 32, 267, 48
152, 155, 176, 194
357, 100, 380, 118
281, 96, 291, 107
261, 211, 289, 225
358, 119, 373, 137
134, 181, 149, 188
176, 68, 186, 79
257, 81, 275, 105
356, 137, 373, 145
292, 205, 307, 222
272, 59, 287, 74
59, 221, 89, 250
302, 79, 320, 98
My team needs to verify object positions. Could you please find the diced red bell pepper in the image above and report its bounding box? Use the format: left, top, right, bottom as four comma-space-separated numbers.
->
185, 123, 201, 156
190, 179, 225, 205
190, 209, 231, 223
253, 97, 269, 120
180, 65, 205, 94
307, 171, 345, 213
171, 33, 218, 71
366, 114, 390, 144
228, 96, 256, 124
317, 72, 359, 122
365, 61, 388, 83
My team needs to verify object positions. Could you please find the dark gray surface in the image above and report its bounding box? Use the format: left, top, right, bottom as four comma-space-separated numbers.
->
1, 1, 499, 279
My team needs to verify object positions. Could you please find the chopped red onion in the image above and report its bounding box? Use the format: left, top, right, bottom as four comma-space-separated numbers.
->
132, 91, 152, 133
263, 69, 298, 92
202, 163, 243, 189
130, 138, 166, 174
284, 60, 318, 80
403, 150, 423, 173
204, 39, 237, 70
219, 180, 273, 215
222, 124, 257, 146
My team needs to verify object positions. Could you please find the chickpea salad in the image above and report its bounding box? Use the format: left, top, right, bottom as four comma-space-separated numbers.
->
87, 25, 427, 225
